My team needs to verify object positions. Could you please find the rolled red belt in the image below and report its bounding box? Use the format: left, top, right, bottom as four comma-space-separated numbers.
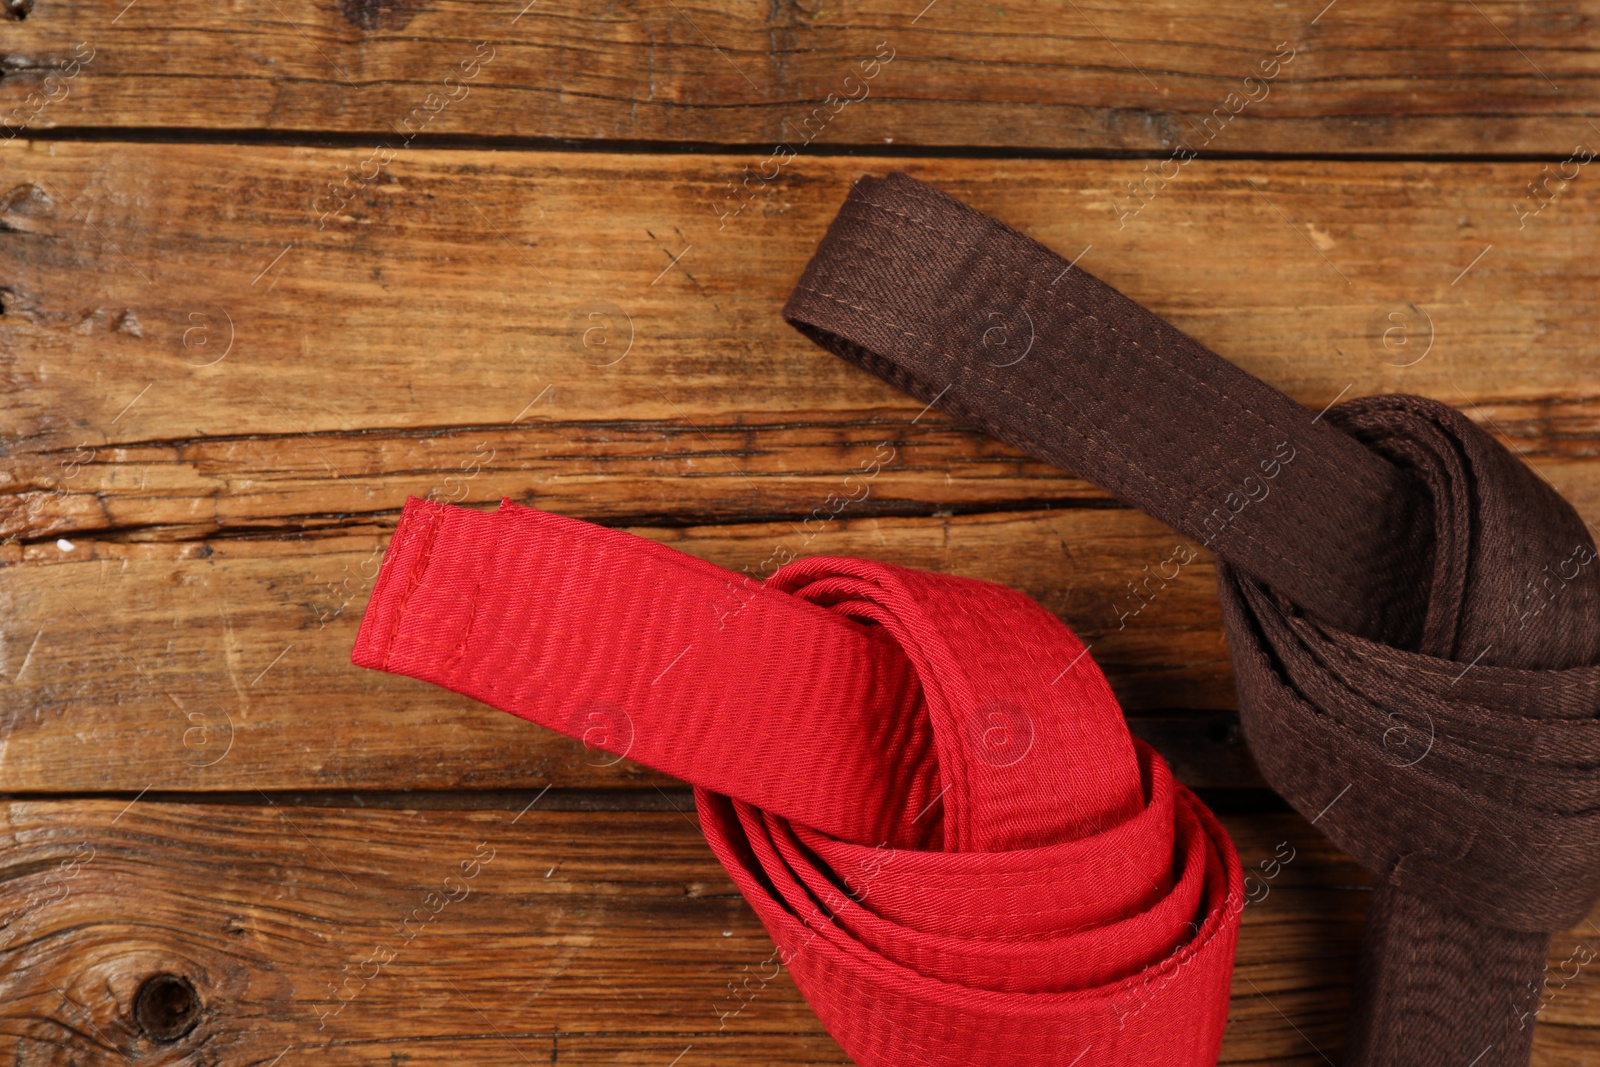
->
352, 496, 1242, 1066
782, 171, 1600, 1067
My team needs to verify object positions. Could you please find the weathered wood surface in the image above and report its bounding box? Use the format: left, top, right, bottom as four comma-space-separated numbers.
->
2, 1, 1599, 154
3, 6, 1600, 1056
0, 802, 1594, 1064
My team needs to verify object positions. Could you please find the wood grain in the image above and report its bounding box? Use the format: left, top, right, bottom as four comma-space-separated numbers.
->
0, 802, 1594, 1065
3, 405, 1598, 544
1, 1, 1598, 154
4, 0, 1598, 1058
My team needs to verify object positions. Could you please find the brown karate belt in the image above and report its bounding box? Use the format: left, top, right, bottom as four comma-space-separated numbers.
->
782, 171, 1600, 1067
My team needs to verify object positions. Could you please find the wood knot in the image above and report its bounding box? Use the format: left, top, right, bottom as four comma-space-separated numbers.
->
133, 974, 201, 1042
336, 0, 427, 31
0, 183, 58, 233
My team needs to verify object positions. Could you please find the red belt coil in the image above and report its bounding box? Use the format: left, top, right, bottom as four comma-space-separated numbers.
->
353, 497, 1242, 1066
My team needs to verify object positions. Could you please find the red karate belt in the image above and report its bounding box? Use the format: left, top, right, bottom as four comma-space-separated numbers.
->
352, 496, 1243, 1066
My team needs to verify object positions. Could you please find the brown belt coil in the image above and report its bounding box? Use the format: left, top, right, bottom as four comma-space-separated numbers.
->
782, 171, 1600, 1067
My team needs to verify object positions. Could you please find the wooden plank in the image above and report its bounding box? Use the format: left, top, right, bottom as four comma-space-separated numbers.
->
0, 510, 1252, 792
1, 2, 1598, 153
0, 802, 1594, 1064
3, 405, 1597, 544
0, 413, 1111, 541
1, 144, 1597, 529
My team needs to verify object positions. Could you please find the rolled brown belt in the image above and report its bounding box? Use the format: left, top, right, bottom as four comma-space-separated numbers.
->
783, 171, 1600, 1067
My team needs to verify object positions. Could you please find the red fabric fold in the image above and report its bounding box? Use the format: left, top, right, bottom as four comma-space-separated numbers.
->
352, 496, 1242, 1066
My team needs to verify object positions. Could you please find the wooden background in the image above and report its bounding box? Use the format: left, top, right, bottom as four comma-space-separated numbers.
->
1, 0, 1598, 1063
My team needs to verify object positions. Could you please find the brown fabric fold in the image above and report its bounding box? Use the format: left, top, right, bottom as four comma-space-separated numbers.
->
783, 171, 1600, 1067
